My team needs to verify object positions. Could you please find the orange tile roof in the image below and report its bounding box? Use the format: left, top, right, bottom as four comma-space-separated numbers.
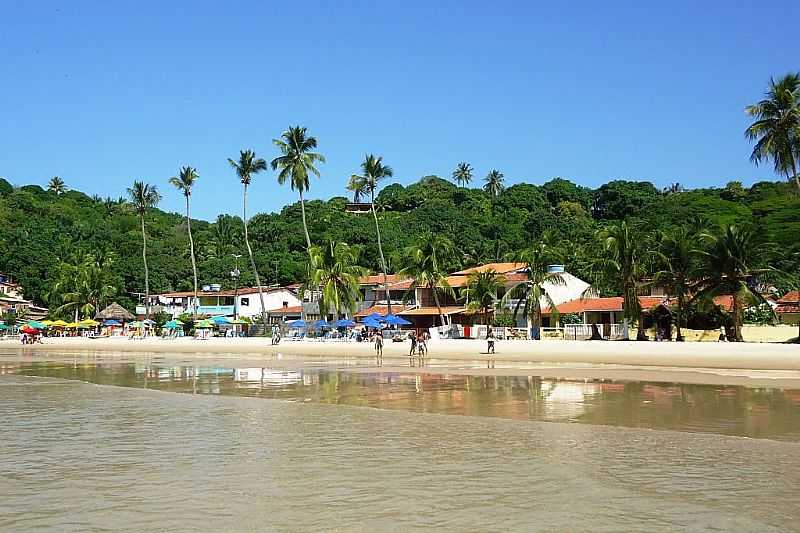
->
354, 304, 413, 318
267, 305, 303, 314
778, 291, 800, 304
398, 306, 465, 316
546, 295, 737, 314
453, 262, 525, 275
359, 274, 404, 286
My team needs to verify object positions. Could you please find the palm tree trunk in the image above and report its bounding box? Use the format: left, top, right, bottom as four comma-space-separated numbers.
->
140, 214, 150, 319
242, 184, 268, 333
186, 196, 198, 316
532, 300, 541, 340
732, 292, 743, 342
791, 155, 800, 192
431, 285, 445, 326
371, 190, 391, 315
675, 293, 684, 341
299, 189, 312, 252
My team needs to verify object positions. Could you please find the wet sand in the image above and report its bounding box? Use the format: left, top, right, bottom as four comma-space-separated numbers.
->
3, 336, 800, 388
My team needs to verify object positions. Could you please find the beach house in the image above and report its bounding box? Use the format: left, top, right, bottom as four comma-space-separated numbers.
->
142, 285, 302, 320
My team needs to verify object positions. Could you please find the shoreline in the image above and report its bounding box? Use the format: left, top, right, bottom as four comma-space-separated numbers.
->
3, 336, 800, 388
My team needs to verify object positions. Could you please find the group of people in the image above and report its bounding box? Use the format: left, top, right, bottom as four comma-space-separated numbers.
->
370, 329, 431, 366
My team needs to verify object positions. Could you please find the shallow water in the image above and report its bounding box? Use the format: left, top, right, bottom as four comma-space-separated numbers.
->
1, 358, 800, 531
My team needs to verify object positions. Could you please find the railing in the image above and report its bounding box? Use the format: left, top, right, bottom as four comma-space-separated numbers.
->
563, 323, 624, 340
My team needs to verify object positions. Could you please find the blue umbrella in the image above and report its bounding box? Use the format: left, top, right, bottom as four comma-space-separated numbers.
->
211, 315, 231, 325
288, 319, 307, 329
363, 317, 384, 329
366, 312, 385, 321
335, 319, 356, 327
313, 319, 330, 329
384, 314, 412, 326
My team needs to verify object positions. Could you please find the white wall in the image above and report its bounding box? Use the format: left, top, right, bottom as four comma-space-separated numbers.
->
236, 289, 302, 318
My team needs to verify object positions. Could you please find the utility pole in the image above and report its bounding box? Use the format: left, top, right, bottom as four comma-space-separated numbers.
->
230, 254, 242, 320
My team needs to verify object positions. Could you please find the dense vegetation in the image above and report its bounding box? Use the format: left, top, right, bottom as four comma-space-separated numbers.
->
0, 174, 797, 313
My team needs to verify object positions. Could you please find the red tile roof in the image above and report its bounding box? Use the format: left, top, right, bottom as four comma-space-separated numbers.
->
398, 306, 465, 316
354, 304, 413, 318
546, 295, 737, 314
359, 274, 404, 286
778, 291, 800, 304
267, 305, 303, 314
453, 262, 525, 275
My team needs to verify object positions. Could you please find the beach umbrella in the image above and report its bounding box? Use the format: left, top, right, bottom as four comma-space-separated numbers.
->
142, 319, 156, 326
128, 321, 143, 328
288, 319, 307, 329
26, 320, 46, 329
335, 318, 356, 327
313, 319, 330, 329
164, 320, 183, 329
210, 315, 231, 325
0, 324, 9, 330
195, 319, 214, 329
20, 325, 38, 334
50, 320, 69, 328
79, 319, 99, 327
384, 314, 412, 326
366, 312, 385, 321
41, 320, 54, 326
65, 322, 80, 328
363, 317, 384, 329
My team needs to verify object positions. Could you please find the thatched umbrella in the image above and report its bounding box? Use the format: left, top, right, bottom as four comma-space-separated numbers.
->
95, 302, 135, 322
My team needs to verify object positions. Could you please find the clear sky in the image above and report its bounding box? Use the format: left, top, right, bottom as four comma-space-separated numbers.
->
1, 0, 798, 220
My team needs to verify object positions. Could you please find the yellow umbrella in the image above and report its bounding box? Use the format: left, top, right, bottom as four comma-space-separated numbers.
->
41, 320, 54, 326
79, 319, 99, 326
51, 320, 69, 327
65, 322, 79, 328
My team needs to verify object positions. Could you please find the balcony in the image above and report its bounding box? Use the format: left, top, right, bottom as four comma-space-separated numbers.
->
197, 305, 235, 315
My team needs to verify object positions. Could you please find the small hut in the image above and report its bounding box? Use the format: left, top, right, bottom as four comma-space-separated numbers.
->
95, 302, 135, 323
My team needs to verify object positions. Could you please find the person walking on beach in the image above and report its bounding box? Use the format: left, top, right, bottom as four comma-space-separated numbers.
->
373, 330, 383, 365
408, 330, 418, 366
486, 327, 496, 368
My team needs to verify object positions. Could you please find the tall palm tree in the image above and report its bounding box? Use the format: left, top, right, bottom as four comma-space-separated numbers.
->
354, 154, 395, 314
501, 243, 566, 338
693, 225, 776, 342
596, 221, 648, 340
169, 166, 200, 315
745, 73, 800, 190
228, 150, 269, 331
126, 181, 161, 318
271, 126, 326, 252
483, 169, 505, 203
48, 176, 66, 195
398, 232, 456, 326
346, 174, 368, 203
463, 270, 506, 325
651, 226, 698, 341
308, 240, 366, 321
452, 162, 474, 187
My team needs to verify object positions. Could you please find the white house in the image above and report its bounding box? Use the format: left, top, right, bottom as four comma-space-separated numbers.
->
140, 286, 302, 319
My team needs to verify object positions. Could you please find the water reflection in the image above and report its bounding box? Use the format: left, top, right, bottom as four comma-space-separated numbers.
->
4, 361, 800, 440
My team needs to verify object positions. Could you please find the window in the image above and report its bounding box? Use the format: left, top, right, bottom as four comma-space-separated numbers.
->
241, 298, 249, 306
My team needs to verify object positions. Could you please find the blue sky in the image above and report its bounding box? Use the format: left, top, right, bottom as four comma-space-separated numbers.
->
1, 0, 798, 220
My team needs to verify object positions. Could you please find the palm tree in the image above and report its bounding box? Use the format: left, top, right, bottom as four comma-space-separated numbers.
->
746, 73, 800, 190
55, 254, 117, 321
346, 174, 368, 203
354, 154, 395, 314
693, 225, 776, 342
651, 227, 697, 341
228, 150, 269, 331
501, 243, 566, 339
463, 270, 506, 325
271, 126, 326, 252
169, 166, 200, 315
452, 162, 474, 187
308, 241, 366, 321
48, 176, 66, 195
126, 181, 161, 318
596, 221, 648, 340
398, 232, 456, 326
483, 169, 505, 203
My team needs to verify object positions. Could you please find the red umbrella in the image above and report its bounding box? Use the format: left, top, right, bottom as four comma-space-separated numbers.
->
20, 325, 38, 335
